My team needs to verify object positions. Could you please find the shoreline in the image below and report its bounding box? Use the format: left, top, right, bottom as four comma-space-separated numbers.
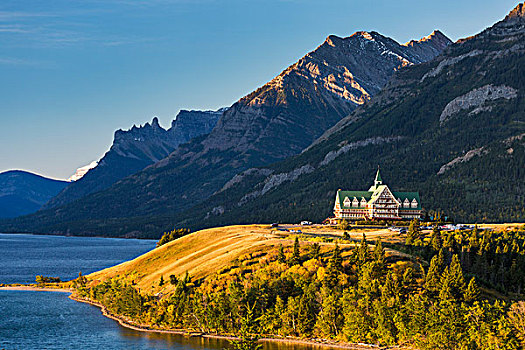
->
0, 231, 157, 241
0, 286, 72, 293
70, 294, 385, 350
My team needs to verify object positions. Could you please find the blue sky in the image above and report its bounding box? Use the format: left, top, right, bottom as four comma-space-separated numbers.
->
0, 0, 518, 180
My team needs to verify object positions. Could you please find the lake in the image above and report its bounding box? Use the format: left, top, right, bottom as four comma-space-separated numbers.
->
0, 234, 326, 350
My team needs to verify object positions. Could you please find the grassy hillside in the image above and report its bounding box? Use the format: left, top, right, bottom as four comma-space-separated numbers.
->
87, 224, 408, 293
89, 225, 281, 291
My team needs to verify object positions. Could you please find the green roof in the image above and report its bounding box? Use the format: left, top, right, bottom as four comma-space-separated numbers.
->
392, 191, 422, 210
336, 188, 421, 210
337, 190, 372, 209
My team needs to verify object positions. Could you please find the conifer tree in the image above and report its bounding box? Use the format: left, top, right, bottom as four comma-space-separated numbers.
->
324, 249, 341, 291
431, 226, 443, 251
316, 292, 342, 337
229, 303, 262, 350
382, 272, 400, 305
402, 267, 416, 300
438, 267, 454, 301
296, 285, 316, 336
464, 277, 481, 303
374, 239, 385, 264
406, 230, 415, 246
332, 243, 343, 271
290, 237, 300, 265
310, 242, 321, 260
283, 296, 299, 335
358, 234, 370, 266
273, 295, 285, 331
278, 244, 286, 263
425, 255, 442, 294
508, 301, 525, 348
374, 239, 386, 276
406, 219, 420, 245
449, 254, 466, 300
437, 248, 446, 272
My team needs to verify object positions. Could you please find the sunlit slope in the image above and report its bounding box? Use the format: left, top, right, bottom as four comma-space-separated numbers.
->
88, 225, 284, 291
87, 224, 415, 293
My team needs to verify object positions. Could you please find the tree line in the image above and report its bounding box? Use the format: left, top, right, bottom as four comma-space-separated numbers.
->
74, 228, 525, 349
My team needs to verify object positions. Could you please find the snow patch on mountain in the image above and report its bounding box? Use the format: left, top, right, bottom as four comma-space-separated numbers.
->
67, 161, 98, 182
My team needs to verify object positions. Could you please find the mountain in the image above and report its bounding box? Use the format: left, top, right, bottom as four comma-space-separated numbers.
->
43, 109, 223, 209
67, 161, 98, 182
173, 2, 524, 229
0, 29, 451, 237
201, 30, 451, 160
0, 171, 68, 219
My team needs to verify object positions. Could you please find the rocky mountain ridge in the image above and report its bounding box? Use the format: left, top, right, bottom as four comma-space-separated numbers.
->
43, 108, 223, 209
202, 30, 452, 157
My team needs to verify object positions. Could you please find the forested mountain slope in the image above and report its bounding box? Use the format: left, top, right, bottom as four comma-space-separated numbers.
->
174, 3, 525, 229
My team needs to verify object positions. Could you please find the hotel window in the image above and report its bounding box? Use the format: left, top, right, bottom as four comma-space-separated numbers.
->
343, 197, 351, 207
411, 199, 418, 208
352, 197, 359, 207
404, 199, 410, 208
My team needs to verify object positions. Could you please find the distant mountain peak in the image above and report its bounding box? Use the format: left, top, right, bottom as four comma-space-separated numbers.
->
0, 170, 68, 218
324, 31, 381, 46
351, 31, 375, 40
151, 116, 161, 128
506, 2, 525, 20
404, 29, 452, 49
420, 30, 447, 41
42, 108, 224, 209
201, 28, 451, 155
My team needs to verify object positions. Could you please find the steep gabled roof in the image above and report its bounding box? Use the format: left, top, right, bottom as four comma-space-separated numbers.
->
336, 188, 421, 210
393, 191, 421, 210
337, 190, 373, 208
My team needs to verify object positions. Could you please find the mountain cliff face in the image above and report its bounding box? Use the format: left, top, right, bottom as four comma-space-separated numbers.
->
0, 171, 68, 218
202, 30, 451, 158
174, 3, 524, 229
43, 109, 223, 209
0, 29, 452, 237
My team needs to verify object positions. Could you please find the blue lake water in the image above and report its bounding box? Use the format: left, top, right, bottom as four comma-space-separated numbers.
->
0, 233, 156, 284
0, 233, 322, 350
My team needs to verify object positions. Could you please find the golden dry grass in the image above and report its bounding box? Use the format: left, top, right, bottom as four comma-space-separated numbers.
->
479, 223, 525, 231
86, 224, 416, 292
89, 225, 285, 291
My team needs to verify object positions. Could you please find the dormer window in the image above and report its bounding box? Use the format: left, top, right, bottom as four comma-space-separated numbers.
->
352, 197, 359, 207
343, 197, 351, 207
360, 197, 367, 207
411, 199, 418, 208
403, 198, 410, 208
